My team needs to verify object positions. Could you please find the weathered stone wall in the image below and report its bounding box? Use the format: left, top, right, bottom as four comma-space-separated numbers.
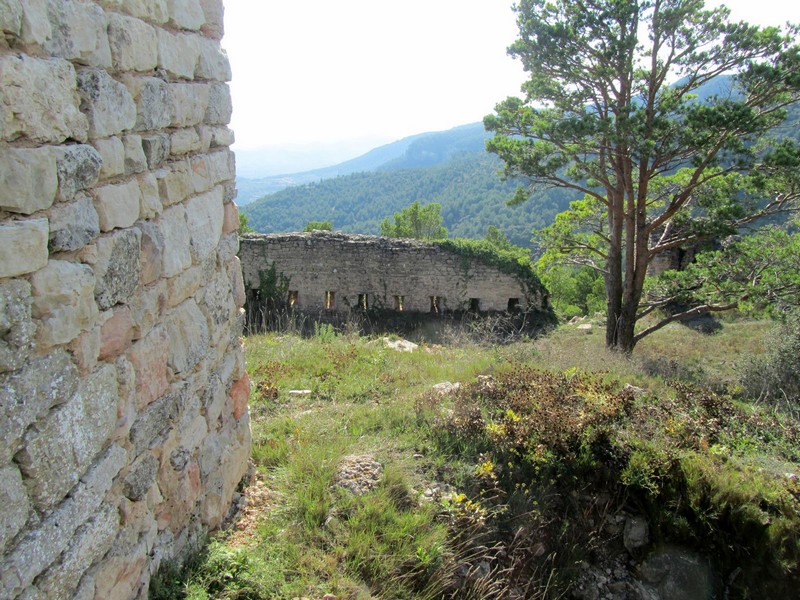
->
240, 232, 548, 314
0, 1, 250, 598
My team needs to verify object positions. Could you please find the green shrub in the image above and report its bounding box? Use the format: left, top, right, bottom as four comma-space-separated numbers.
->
738, 311, 800, 412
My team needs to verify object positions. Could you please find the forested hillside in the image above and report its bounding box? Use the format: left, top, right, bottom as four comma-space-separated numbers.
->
241, 151, 576, 248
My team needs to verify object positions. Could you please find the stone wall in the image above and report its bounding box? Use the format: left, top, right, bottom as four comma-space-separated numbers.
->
240, 232, 549, 314
0, 1, 251, 598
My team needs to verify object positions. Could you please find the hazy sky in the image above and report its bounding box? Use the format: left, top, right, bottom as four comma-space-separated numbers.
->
223, 0, 797, 151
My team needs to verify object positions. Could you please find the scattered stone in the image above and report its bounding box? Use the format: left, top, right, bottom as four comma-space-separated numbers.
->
638, 545, 717, 600
623, 515, 650, 554
577, 323, 593, 332
383, 337, 418, 352
623, 383, 647, 398
334, 455, 383, 495
432, 381, 460, 395
287, 390, 312, 397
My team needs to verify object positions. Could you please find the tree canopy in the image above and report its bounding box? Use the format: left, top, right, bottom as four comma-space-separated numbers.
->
380, 201, 448, 241
485, 0, 800, 352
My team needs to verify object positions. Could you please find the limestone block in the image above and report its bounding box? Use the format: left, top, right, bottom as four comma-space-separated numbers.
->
129, 281, 167, 340
130, 392, 178, 454
77, 69, 137, 138
0, 0, 22, 35
169, 128, 202, 156
156, 454, 201, 533
138, 171, 162, 220
123, 134, 147, 175
94, 228, 142, 310
205, 82, 232, 125
93, 136, 125, 179
127, 325, 169, 410
156, 160, 192, 207
157, 28, 200, 80
217, 231, 239, 263
158, 204, 191, 277
165, 299, 209, 374
141, 133, 170, 169
136, 219, 165, 285
199, 272, 233, 348
206, 125, 235, 148
34, 505, 119, 600
186, 186, 224, 262
230, 372, 250, 420
0, 350, 78, 464
166, 260, 206, 308
94, 179, 141, 231
0, 56, 87, 143
44, 0, 112, 68
56, 144, 103, 201
20, 0, 50, 45
202, 373, 225, 430
30, 259, 98, 348
99, 305, 134, 360
0, 281, 35, 373
222, 200, 239, 234
122, 453, 159, 501
117, 76, 170, 134
190, 149, 234, 193
199, 0, 223, 39
48, 192, 101, 253
0, 147, 58, 214
200, 423, 249, 529
0, 444, 126, 599
107, 13, 158, 72
16, 362, 118, 511
227, 256, 246, 309
167, 0, 204, 31
169, 82, 209, 128
196, 37, 231, 81
105, 0, 168, 23
197, 124, 213, 152
0, 464, 29, 554
69, 325, 101, 374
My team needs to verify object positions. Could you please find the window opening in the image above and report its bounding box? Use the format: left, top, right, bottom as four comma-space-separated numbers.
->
325, 291, 335, 309
393, 295, 405, 311
430, 296, 441, 314
358, 293, 369, 310
507, 298, 520, 312
287, 290, 298, 307
469, 298, 480, 312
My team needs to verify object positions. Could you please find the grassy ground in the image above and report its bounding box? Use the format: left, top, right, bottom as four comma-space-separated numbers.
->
151, 317, 799, 599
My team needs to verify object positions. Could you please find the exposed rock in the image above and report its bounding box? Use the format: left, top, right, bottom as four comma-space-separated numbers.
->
334, 455, 383, 495
623, 515, 650, 554
383, 337, 418, 352
432, 381, 460, 395
638, 545, 717, 600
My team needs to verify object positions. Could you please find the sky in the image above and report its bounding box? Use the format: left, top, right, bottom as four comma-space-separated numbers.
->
223, 0, 797, 154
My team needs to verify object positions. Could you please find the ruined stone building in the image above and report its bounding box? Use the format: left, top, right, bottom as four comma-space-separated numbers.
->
240, 232, 551, 316
0, 1, 250, 598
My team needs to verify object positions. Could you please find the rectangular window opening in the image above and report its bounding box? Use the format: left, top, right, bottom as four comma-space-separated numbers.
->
469, 298, 480, 312
507, 298, 520, 312
358, 293, 369, 310
430, 296, 441, 314
287, 290, 298, 307
325, 291, 335, 310
393, 295, 405, 312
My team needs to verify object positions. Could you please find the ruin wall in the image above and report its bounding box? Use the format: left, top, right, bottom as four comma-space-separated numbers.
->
0, 1, 250, 598
240, 232, 548, 314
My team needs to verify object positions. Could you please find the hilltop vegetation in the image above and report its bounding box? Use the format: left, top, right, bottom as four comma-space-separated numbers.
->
152, 317, 800, 599
241, 151, 575, 248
